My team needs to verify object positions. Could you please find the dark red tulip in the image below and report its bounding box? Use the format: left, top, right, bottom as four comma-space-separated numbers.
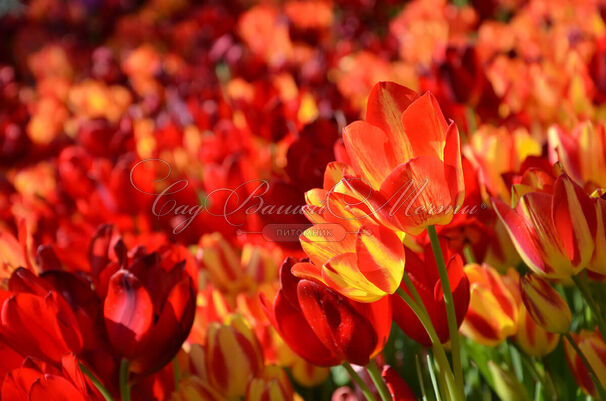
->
392, 242, 469, 347
261, 257, 392, 366
102, 243, 196, 375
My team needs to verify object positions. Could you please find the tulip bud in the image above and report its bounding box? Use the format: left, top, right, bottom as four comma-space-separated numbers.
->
564, 328, 606, 396
460, 264, 519, 346
246, 365, 293, 401
205, 315, 264, 398
519, 274, 571, 333
515, 306, 560, 357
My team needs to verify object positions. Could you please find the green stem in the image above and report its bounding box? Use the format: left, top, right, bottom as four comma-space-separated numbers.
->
367, 360, 391, 401
427, 225, 464, 398
119, 359, 131, 401
78, 362, 114, 401
571, 273, 606, 344
426, 353, 443, 401
415, 354, 430, 401
564, 333, 606, 400
396, 284, 458, 400
173, 357, 181, 390
342, 362, 377, 401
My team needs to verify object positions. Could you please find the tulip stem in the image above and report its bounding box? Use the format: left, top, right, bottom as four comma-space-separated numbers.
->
78, 362, 114, 401
367, 360, 391, 401
396, 283, 458, 400
572, 273, 606, 344
426, 225, 465, 399
564, 332, 606, 400
119, 359, 131, 401
342, 362, 377, 401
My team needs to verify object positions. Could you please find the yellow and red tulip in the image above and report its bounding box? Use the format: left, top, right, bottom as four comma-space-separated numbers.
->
492, 173, 596, 278
519, 274, 571, 334
246, 365, 293, 401
564, 328, 606, 396
460, 263, 519, 346
203, 315, 265, 398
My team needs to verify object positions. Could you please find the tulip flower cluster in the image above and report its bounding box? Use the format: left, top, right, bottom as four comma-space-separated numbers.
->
3, 0, 606, 400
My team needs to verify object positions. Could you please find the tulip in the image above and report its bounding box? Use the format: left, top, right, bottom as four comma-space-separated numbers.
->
204, 315, 264, 398
296, 160, 406, 303
564, 328, 606, 396
103, 247, 196, 375
0, 289, 83, 365
1, 354, 104, 401
460, 264, 519, 346
261, 257, 392, 367
464, 125, 541, 201
519, 274, 571, 333
391, 243, 469, 346
246, 365, 293, 401
341, 81, 465, 236
548, 122, 606, 189
515, 305, 560, 357
493, 173, 596, 278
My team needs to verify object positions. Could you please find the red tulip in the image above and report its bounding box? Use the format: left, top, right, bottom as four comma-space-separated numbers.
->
261, 257, 392, 366
1, 354, 103, 401
391, 242, 469, 346
103, 243, 196, 375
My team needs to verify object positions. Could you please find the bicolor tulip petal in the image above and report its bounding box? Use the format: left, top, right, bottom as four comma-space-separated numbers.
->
520, 274, 571, 333
296, 223, 404, 303
515, 305, 560, 357
564, 328, 606, 396
205, 315, 264, 398
245, 365, 293, 401
460, 264, 519, 346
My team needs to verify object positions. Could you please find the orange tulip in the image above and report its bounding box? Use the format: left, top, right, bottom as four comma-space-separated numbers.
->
340, 81, 465, 236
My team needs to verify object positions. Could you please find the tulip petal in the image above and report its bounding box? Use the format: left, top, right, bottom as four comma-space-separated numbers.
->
355, 224, 404, 294
103, 270, 153, 358
297, 279, 377, 365
400, 92, 448, 159
492, 197, 550, 276
343, 121, 396, 189
130, 278, 195, 374
322, 253, 384, 302
552, 174, 595, 268
365, 81, 417, 165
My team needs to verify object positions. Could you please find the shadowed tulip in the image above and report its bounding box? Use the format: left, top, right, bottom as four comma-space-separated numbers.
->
103, 244, 196, 375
